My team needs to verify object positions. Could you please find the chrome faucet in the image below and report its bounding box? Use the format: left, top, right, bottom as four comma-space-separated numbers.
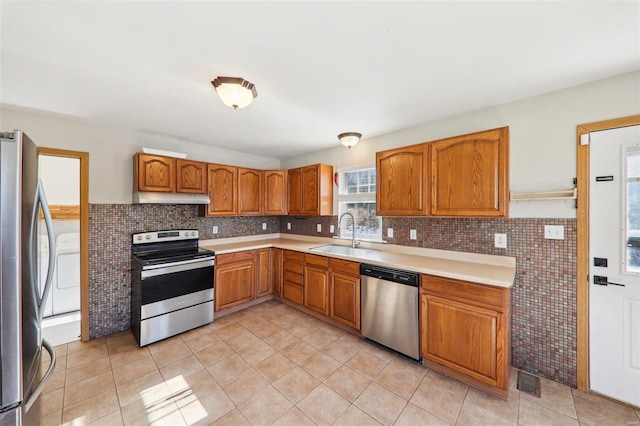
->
338, 212, 360, 248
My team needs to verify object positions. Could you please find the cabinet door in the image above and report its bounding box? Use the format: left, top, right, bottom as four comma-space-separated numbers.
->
376, 144, 428, 216
272, 248, 283, 297
421, 294, 505, 388
429, 127, 508, 217
288, 167, 303, 214
304, 265, 329, 316
206, 164, 237, 216
215, 261, 255, 311
330, 272, 360, 330
135, 154, 176, 192
176, 159, 207, 194
256, 248, 272, 298
264, 170, 287, 215
302, 165, 319, 214
238, 168, 263, 215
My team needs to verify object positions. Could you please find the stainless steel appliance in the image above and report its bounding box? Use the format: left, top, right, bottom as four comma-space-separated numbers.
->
1, 130, 57, 425
131, 230, 214, 347
360, 263, 420, 360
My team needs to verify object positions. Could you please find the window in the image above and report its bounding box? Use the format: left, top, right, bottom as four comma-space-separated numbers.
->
337, 167, 382, 241
626, 147, 640, 273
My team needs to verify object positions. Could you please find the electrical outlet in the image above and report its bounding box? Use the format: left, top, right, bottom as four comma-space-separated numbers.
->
494, 233, 507, 248
316, 224, 322, 232
544, 225, 565, 240
387, 228, 394, 238
262, 223, 267, 230
410, 229, 417, 240
287, 222, 291, 230
329, 224, 335, 233
212, 226, 218, 234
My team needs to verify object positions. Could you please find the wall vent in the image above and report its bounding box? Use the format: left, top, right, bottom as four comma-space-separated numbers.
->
517, 371, 541, 397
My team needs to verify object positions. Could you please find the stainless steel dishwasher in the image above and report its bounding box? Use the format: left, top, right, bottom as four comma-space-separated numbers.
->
360, 264, 420, 360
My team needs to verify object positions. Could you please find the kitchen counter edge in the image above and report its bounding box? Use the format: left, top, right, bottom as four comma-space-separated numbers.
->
201, 237, 516, 288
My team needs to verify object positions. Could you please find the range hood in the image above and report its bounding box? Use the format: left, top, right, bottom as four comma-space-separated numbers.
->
133, 192, 211, 204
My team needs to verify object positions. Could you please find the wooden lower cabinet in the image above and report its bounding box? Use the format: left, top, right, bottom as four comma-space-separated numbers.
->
304, 265, 329, 316
330, 272, 360, 330
283, 250, 304, 305
272, 248, 283, 297
256, 249, 272, 298
420, 274, 510, 399
329, 258, 360, 330
215, 258, 255, 311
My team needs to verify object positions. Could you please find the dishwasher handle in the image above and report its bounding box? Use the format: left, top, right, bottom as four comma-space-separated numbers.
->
360, 264, 420, 287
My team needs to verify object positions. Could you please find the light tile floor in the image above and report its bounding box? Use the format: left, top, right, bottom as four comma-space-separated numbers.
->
40, 300, 640, 425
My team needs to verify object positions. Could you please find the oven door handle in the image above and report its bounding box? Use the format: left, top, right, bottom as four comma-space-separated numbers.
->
141, 258, 214, 279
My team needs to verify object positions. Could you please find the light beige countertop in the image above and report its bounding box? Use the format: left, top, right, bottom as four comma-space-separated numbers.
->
201, 233, 516, 288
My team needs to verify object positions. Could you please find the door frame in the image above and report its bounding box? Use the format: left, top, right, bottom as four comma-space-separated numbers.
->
37, 147, 90, 341
576, 114, 640, 390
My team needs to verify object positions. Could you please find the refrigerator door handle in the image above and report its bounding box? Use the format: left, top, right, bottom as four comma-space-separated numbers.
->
23, 338, 57, 412
35, 179, 56, 322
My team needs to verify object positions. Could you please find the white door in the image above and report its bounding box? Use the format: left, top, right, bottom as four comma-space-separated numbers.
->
589, 125, 640, 407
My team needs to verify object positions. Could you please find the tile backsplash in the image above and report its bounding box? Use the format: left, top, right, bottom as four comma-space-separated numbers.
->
89, 204, 577, 387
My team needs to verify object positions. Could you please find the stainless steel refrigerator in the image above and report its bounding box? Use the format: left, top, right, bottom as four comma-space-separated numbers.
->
1, 130, 57, 425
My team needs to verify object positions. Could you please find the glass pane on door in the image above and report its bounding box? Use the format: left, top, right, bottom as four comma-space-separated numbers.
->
626, 146, 640, 273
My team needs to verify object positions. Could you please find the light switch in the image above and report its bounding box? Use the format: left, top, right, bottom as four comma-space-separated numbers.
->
329, 224, 335, 233
212, 226, 218, 234
494, 233, 507, 248
262, 223, 267, 230
544, 225, 564, 240
387, 228, 394, 238
287, 222, 291, 230
410, 229, 417, 240
316, 224, 322, 232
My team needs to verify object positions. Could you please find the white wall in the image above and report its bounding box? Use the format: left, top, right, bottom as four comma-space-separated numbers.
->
0, 107, 281, 203
39, 155, 80, 205
2, 71, 638, 211
282, 71, 640, 218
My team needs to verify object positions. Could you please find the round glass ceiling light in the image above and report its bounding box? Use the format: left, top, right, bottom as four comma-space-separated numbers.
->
338, 132, 362, 149
211, 77, 257, 110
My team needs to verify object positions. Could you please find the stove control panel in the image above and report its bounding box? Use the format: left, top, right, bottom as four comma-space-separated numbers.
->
133, 229, 199, 244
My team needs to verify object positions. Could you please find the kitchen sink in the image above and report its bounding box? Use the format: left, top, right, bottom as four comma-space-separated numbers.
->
310, 244, 378, 258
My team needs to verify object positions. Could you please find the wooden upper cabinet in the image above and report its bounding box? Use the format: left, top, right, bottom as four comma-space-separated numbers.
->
264, 170, 287, 215
429, 127, 509, 217
288, 164, 333, 216
287, 168, 303, 214
237, 168, 263, 215
176, 159, 207, 194
135, 153, 176, 193
206, 164, 237, 216
376, 144, 428, 216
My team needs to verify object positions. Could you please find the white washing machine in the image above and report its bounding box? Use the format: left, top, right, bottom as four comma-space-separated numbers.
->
53, 232, 80, 315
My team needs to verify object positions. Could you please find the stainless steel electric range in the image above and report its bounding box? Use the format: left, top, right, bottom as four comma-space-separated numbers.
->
130, 229, 215, 347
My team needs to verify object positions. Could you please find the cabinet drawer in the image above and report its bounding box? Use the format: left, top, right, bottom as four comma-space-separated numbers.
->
216, 250, 256, 266
305, 254, 329, 268
421, 274, 506, 311
284, 270, 303, 285
284, 261, 303, 275
284, 250, 304, 263
283, 281, 303, 305
329, 258, 360, 275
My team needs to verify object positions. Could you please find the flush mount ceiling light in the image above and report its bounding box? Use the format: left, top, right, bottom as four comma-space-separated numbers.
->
338, 132, 362, 149
211, 77, 257, 110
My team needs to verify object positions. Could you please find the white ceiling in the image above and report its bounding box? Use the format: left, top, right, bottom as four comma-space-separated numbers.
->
1, 1, 639, 159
